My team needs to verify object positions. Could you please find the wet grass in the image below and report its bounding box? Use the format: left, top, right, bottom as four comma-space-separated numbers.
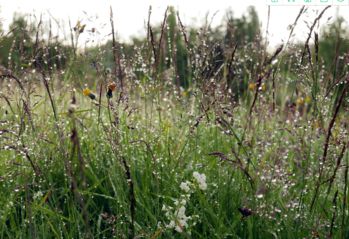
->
1, 5, 349, 239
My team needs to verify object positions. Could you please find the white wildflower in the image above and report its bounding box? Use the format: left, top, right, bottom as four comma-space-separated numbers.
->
174, 206, 189, 232
193, 172, 207, 190
162, 205, 167, 211
180, 181, 190, 192
165, 199, 190, 233
167, 220, 176, 229
175, 225, 183, 233
33, 191, 43, 200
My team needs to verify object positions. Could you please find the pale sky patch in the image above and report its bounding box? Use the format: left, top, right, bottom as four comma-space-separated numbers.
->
0, 0, 348, 47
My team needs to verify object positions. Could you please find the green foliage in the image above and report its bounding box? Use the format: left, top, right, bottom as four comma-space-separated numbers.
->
319, 17, 349, 76
1, 6, 349, 239
224, 6, 261, 46
0, 15, 35, 70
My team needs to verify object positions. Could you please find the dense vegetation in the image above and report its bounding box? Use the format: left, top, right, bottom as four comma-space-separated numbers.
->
1, 5, 349, 238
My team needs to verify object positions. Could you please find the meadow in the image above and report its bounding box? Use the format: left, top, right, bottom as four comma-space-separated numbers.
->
1, 5, 349, 238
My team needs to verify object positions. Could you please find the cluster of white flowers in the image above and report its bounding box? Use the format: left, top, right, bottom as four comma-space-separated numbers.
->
180, 181, 191, 192
33, 191, 43, 200
165, 199, 190, 233
180, 172, 207, 193
162, 171, 207, 233
193, 172, 207, 190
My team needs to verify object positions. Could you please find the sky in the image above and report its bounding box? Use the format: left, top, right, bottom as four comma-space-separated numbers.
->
0, 0, 348, 47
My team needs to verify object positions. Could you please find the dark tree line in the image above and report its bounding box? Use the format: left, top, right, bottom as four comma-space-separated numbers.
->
0, 7, 348, 99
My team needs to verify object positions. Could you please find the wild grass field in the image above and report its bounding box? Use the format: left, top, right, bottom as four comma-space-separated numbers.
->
1, 5, 349, 239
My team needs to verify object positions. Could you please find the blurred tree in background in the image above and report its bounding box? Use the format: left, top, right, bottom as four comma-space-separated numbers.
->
0, 14, 71, 73
224, 6, 260, 46
0, 15, 35, 71
319, 16, 349, 80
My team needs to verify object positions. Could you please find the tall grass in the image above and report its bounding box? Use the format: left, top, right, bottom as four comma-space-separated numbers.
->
1, 5, 349, 239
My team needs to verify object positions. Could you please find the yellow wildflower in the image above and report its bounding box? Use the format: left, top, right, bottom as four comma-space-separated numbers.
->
261, 83, 266, 92
83, 88, 91, 96
305, 95, 312, 104
296, 97, 304, 106
248, 83, 256, 91
83, 88, 96, 100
